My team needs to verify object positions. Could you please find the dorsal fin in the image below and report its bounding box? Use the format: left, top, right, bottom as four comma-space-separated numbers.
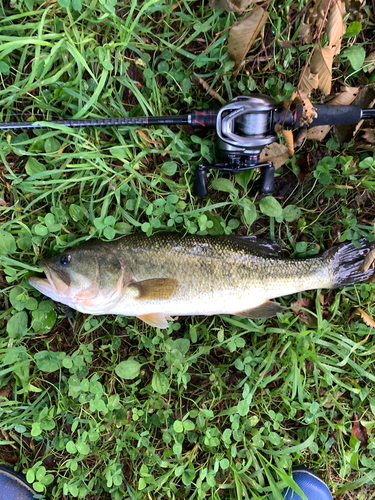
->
222, 235, 281, 256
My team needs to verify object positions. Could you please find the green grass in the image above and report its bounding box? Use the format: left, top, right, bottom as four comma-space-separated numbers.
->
1, 0, 375, 499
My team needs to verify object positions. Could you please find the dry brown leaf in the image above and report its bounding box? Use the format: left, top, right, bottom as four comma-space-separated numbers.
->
227, 8, 269, 72
259, 142, 289, 169
294, 128, 306, 149
361, 128, 375, 144
298, 22, 313, 44
310, 46, 335, 95
351, 141, 375, 152
282, 129, 294, 156
209, 0, 261, 13
278, 40, 296, 49
334, 87, 375, 143
310, 0, 331, 27
319, 293, 325, 306
329, 86, 359, 105
291, 298, 317, 326
0, 452, 18, 465
359, 246, 375, 273
298, 94, 318, 126
364, 51, 375, 73
351, 413, 369, 448
353, 96, 375, 136
326, 2, 344, 55
307, 86, 359, 141
0, 386, 11, 402
351, 308, 375, 329
307, 125, 331, 141
300, 67, 319, 94
0, 199, 8, 207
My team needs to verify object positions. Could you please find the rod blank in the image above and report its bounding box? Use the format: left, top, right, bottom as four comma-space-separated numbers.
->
0, 114, 191, 130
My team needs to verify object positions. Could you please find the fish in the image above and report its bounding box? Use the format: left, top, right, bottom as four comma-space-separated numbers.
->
28, 233, 375, 329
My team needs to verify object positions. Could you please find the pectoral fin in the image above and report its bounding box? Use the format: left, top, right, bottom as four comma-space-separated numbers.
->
129, 278, 177, 300
236, 301, 285, 319
137, 313, 173, 329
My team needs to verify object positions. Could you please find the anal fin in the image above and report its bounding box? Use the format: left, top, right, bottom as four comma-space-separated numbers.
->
137, 313, 173, 329
236, 300, 285, 319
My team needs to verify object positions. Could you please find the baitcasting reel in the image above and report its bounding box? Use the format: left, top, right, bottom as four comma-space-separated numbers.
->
194, 95, 280, 197
191, 94, 375, 196
1, 94, 374, 196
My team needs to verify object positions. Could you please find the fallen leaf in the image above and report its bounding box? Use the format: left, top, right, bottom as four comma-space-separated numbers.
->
0, 452, 18, 465
296, 154, 313, 184
353, 96, 375, 136
259, 142, 289, 169
359, 246, 375, 273
307, 86, 359, 141
209, 0, 261, 12
311, 0, 331, 27
351, 413, 369, 448
333, 87, 375, 143
298, 22, 313, 44
310, 46, 335, 95
282, 129, 294, 156
319, 293, 325, 306
0, 199, 8, 207
0, 386, 11, 402
307, 125, 331, 141
361, 128, 375, 144
297, 93, 318, 126
364, 51, 375, 73
329, 86, 359, 105
278, 40, 296, 49
300, 67, 319, 94
326, 1, 344, 55
291, 298, 317, 326
227, 8, 269, 72
294, 128, 306, 149
350, 308, 375, 329
351, 141, 375, 152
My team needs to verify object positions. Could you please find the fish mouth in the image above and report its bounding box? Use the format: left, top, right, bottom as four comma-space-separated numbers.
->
28, 262, 70, 298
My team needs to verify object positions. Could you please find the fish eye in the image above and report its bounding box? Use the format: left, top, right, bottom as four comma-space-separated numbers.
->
60, 255, 71, 266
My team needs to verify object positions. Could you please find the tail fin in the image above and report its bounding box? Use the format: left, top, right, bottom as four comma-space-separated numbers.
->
324, 238, 375, 289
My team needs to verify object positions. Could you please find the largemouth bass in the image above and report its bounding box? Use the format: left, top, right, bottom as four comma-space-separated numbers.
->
28, 233, 374, 328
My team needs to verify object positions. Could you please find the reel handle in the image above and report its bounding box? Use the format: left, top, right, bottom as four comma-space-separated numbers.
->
194, 161, 275, 197
194, 166, 208, 197
259, 163, 275, 194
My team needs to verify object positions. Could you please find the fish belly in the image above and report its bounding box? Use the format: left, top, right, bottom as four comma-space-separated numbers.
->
111, 286, 270, 317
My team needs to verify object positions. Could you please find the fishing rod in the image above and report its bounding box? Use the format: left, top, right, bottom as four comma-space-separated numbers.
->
2, 95, 375, 196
